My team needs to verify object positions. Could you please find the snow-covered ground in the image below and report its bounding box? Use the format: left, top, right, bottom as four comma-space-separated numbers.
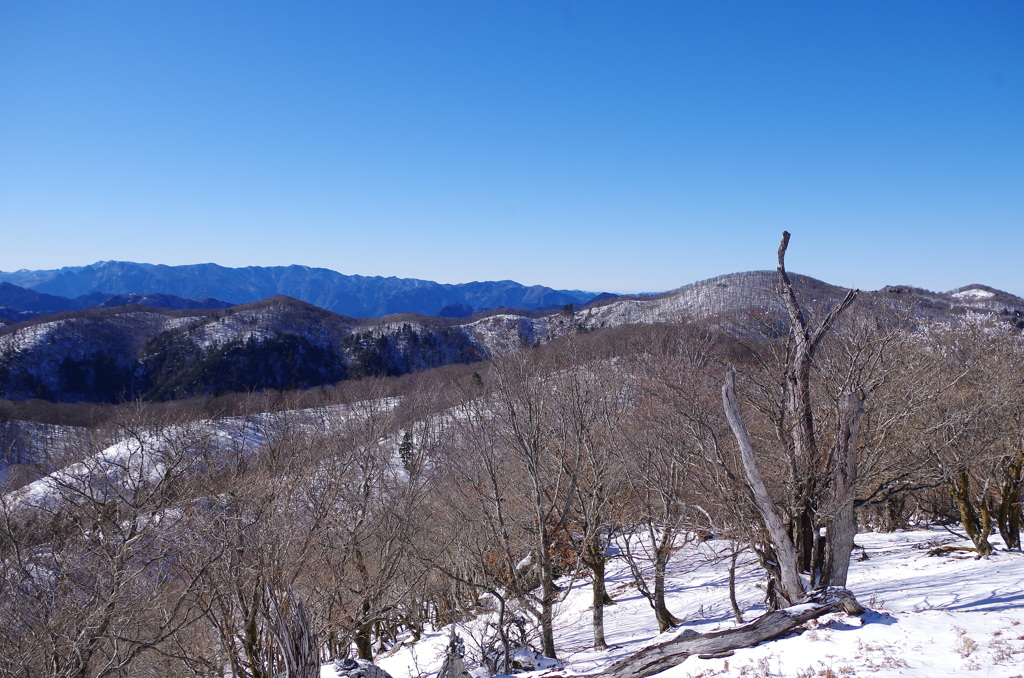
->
337, 529, 1024, 678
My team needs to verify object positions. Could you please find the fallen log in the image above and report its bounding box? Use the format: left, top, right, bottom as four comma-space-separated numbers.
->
594, 588, 864, 678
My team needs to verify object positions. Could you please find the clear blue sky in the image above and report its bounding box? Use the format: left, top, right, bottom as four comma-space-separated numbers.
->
1, 1, 1021, 295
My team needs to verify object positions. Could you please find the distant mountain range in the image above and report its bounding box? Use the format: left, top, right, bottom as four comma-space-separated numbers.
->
0, 261, 597, 319
1, 268, 1021, 404
0, 282, 232, 323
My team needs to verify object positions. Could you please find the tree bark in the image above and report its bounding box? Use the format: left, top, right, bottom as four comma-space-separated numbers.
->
587, 550, 610, 650
948, 470, 994, 558
728, 550, 744, 624
537, 515, 557, 658
651, 526, 683, 632
996, 451, 1023, 550
354, 599, 374, 660
823, 392, 865, 587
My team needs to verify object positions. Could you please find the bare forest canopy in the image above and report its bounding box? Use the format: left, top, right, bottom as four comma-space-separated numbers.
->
2, 236, 1023, 677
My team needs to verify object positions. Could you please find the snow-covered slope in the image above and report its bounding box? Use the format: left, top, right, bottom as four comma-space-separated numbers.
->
360, 529, 1024, 678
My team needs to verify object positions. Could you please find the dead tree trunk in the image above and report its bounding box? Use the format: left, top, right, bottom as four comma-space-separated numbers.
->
594, 588, 864, 678
723, 365, 807, 605
264, 584, 320, 678
775, 231, 857, 580
722, 232, 865, 607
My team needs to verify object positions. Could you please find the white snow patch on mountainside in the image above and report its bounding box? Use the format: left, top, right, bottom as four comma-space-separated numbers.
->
953, 289, 996, 300
0, 313, 193, 354
464, 314, 555, 357
0, 319, 69, 353
8, 398, 405, 510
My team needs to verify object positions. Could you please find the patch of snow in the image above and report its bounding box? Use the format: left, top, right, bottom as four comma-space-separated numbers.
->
953, 289, 995, 300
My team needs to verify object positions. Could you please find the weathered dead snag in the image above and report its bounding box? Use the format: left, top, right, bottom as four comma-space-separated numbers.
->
263, 584, 320, 678
594, 588, 864, 678
721, 232, 864, 607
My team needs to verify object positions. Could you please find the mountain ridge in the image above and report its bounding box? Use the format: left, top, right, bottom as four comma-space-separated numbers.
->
0, 261, 597, 318
0, 281, 231, 319
2, 269, 1022, 404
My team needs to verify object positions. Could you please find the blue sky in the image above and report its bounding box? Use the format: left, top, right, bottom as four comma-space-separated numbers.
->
1, 2, 1021, 295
